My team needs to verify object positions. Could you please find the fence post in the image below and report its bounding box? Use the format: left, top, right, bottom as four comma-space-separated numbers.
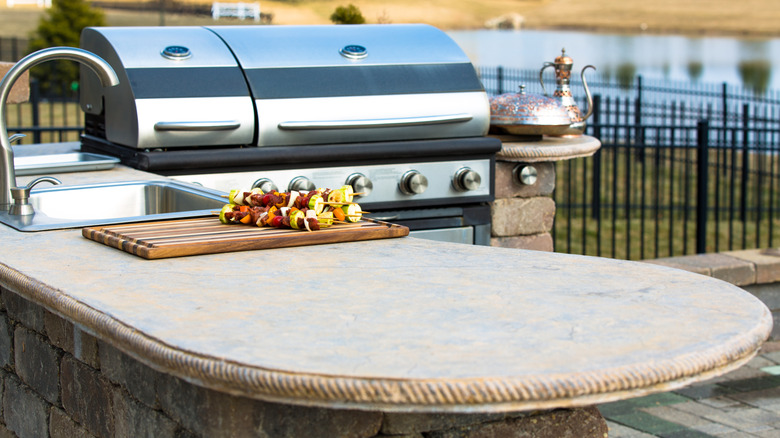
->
696, 119, 710, 254
30, 78, 41, 144
496, 66, 504, 95
11, 37, 19, 61
635, 76, 645, 163
740, 103, 750, 222
591, 94, 602, 220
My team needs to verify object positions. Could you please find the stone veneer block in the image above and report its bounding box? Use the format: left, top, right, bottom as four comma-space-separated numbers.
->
0, 62, 30, 104
112, 387, 179, 438
156, 371, 382, 437
490, 232, 554, 252
0, 314, 12, 369
490, 197, 556, 237
2, 290, 45, 333
50, 407, 94, 438
425, 406, 607, 438
44, 310, 74, 353
645, 253, 756, 286
14, 327, 60, 405
45, 311, 100, 369
494, 161, 555, 199
3, 375, 50, 438
61, 355, 115, 438
99, 341, 159, 409
724, 248, 780, 284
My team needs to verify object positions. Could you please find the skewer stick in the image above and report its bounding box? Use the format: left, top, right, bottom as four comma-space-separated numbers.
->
322, 201, 360, 205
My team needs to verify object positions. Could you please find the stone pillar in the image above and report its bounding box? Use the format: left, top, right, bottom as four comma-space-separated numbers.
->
489, 135, 601, 252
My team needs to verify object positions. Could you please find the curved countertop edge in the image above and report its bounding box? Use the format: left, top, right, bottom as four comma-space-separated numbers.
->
1, 259, 771, 414
494, 134, 602, 163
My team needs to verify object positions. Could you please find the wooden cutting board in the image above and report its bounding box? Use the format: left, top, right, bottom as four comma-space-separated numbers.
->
82, 218, 409, 259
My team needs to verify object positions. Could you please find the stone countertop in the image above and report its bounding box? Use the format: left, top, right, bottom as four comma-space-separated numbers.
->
493, 134, 602, 162
0, 143, 772, 414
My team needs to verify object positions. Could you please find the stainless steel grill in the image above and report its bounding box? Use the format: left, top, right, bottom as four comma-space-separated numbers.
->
78, 24, 500, 245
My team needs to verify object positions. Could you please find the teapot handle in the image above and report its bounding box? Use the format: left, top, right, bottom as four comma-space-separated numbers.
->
539, 62, 555, 96
580, 65, 597, 121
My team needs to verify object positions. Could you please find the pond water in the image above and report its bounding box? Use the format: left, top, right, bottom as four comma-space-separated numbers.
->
446, 29, 780, 93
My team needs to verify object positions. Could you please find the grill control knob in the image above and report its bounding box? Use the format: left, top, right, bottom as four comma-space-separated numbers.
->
289, 176, 316, 192
252, 178, 278, 193
346, 173, 373, 197
399, 170, 428, 195
452, 167, 482, 192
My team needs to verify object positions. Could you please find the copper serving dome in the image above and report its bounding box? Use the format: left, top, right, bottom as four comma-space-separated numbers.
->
489, 85, 573, 136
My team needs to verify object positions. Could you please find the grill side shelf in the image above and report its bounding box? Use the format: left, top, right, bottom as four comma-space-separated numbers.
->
82, 218, 409, 259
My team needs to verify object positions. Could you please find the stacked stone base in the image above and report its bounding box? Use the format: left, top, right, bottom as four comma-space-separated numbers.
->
0, 286, 606, 437
490, 161, 556, 251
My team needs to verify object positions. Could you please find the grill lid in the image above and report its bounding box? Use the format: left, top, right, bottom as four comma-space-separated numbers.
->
80, 24, 490, 149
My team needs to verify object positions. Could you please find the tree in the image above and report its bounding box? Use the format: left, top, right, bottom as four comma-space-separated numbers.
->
28, 0, 106, 96
330, 4, 366, 24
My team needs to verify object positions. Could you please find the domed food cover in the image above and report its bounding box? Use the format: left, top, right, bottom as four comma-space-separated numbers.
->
489, 85, 573, 136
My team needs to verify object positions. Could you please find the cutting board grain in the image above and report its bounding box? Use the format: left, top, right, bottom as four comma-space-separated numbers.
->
82, 218, 409, 259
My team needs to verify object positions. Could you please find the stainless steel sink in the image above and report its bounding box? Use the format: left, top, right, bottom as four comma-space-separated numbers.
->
0, 180, 226, 232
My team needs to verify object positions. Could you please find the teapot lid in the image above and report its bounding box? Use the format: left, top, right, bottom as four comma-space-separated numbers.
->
554, 48, 573, 65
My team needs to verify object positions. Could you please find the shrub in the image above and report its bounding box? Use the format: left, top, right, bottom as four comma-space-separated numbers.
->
330, 4, 366, 24
28, 0, 106, 96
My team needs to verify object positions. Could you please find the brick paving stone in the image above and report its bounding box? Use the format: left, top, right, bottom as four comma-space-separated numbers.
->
657, 430, 718, 437
744, 356, 778, 370
673, 383, 736, 400
608, 410, 687, 436
760, 365, 780, 375
606, 421, 658, 438
599, 401, 639, 418
696, 395, 746, 409
640, 405, 716, 428
672, 400, 767, 432
709, 366, 773, 383
761, 351, 780, 364
727, 386, 780, 411
688, 422, 740, 435
716, 376, 780, 392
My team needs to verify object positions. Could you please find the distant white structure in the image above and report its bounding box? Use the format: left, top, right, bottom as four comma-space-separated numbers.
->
6, 0, 51, 7
485, 13, 525, 30
212, 2, 261, 22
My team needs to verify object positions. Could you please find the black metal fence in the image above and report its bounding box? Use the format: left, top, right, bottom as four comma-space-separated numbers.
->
6, 78, 84, 145
480, 66, 780, 260
0, 37, 28, 63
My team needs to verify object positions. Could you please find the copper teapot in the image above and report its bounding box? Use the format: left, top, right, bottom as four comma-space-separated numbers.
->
540, 48, 596, 135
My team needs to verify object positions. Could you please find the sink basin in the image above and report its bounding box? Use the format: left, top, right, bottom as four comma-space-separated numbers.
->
0, 180, 227, 232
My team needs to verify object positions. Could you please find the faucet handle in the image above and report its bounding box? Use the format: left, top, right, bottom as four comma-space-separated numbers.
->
9, 176, 62, 216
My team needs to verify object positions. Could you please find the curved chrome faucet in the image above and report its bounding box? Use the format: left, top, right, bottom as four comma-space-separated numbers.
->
0, 47, 119, 209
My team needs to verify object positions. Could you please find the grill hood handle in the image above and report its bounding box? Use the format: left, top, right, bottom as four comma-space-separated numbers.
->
154, 121, 241, 131
278, 113, 473, 130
